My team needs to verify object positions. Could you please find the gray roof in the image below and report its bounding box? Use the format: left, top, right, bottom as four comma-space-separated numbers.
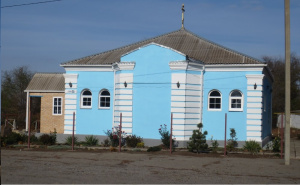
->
61, 28, 262, 66
25, 73, 65, 92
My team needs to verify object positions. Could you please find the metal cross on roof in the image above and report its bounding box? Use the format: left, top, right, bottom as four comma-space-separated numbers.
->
181, 4, 185, 29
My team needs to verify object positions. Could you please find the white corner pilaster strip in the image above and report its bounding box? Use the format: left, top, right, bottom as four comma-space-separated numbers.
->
63, 73, 78, 134
246, 74, 264, 141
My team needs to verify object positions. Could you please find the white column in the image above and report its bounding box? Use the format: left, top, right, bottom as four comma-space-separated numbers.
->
25, 91, 29, 131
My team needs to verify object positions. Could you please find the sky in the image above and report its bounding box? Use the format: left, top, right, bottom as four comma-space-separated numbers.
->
1, 0, 300, 74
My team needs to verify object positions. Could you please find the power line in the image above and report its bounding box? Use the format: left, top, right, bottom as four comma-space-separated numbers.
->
1, 0, 62, 8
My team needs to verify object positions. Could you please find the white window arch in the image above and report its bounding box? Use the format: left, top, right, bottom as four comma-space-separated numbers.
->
99, 89, 110, 109
81, 89, 92, 108
208, 90, 222, 111
229, 90, 243, 111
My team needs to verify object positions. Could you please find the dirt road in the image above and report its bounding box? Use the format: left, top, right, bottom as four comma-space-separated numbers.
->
2, 149, 300, 184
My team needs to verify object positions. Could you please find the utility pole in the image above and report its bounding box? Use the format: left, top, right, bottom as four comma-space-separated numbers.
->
284, 0, 291, 165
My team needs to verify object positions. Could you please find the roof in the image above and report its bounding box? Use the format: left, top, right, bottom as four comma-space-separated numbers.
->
61, 28, 263, 66
25, 73, 65, 92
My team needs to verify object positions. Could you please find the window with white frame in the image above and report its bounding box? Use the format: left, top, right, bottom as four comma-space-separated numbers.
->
99, 90, 110, 108
229, 90, 243, 111
81, 89, 92, 108
208, 90, 221, 110
53, 97, 62, 115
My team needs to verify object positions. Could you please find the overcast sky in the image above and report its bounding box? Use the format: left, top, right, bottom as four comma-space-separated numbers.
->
1, 0, 300, 73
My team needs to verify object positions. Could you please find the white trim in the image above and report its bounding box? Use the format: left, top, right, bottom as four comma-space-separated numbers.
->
117, 62, 136, 70
80, 89, 92, 109
205, 64, 265, 72
229, 90, 244, 112
99, 89, 111, 109
247, 126, 261, 131
208, 90, 222, 111
62, 66, 113, 72
247, 120, 262, 125
53, 97, 63, 115
65, 104, 76, 110
121, 42, 186, 58
247, 132, 261, 137
169, 61, 188, 70
26, 92, 29, 131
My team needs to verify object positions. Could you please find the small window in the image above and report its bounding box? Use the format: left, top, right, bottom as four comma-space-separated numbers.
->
208, 90, 221, 110
229, 90, 243, 111
53, 97, 62, 115
81, 89, 92, 108
99, 90, 110, 108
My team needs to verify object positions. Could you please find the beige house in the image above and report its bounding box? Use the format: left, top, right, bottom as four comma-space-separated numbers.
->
25, 73, 65, 133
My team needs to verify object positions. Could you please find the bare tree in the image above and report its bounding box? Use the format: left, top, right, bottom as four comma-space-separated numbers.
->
1, 66, 34, 129
263, 53, 300, 126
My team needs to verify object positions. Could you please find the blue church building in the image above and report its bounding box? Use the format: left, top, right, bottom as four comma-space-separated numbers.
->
26, 28, 273, 146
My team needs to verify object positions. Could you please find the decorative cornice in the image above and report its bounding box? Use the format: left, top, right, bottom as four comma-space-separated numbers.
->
114, 62, 136, 70
169, 61, 188, 70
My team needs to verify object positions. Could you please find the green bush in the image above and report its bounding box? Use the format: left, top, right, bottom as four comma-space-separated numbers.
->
227, 128, 238, 152
64, 136, 79, 145
126, 135, 143, 147
147, 146, 162, 152
104, 129, 126, 147
272, 137, 281, 152
2, 132, 25, 145
24, 134, 39, 144
158, 124, 176, 149
102, 138, 110, 147
243, 140, 262, 155
84, 135, 99, 146
187, 123, 208, 154
210, 137, 219, 153
39, 134, 56, 145
137, 142, 144, 148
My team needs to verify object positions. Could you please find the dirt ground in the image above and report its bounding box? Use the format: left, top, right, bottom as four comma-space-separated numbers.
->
1, 148, 300, 184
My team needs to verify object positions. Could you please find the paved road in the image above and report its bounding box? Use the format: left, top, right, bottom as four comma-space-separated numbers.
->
2, 149, 300, 184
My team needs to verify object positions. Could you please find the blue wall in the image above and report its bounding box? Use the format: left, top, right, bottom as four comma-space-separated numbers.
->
72, 71, 114, 135
262, 76, 272, 139
121, 44, 185, 139
203, 71, 260, 141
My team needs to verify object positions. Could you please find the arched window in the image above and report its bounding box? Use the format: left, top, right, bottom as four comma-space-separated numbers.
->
208, 90, 221, 110
99, 90, 110, 108
229, 90, 243, 111
81, 89, 92, 108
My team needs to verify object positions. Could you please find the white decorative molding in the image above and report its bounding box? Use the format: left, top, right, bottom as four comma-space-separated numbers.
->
117, 62, 136, 70
63, 66, 113, 72
121, 42, 186, 58
247, 132, 262, 137
169, 61, 188, 70
247, 120, 262, 125
205, 64, 265, 72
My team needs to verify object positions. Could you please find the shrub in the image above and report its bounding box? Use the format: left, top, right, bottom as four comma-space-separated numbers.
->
39, 134, 56, 145
104, 127, 126, 147
101, 138, 110, 147
137, 142, 144, 148
227, 128, 238, 152
272, 137, 281, 152
84, 135, 99, 146
158, 124, 176, 149
2, 132, 25, 145
65, 136, 79, 145
23, 134, 39, 144
243, 140, 262, 155
126, 135, 143, 147
210, 136, 219, 153
187, 123, 208, 154
147, 146, 162, 152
